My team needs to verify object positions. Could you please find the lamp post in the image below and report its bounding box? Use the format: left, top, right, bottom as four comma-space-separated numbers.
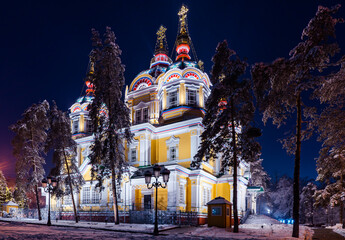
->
42, 176, 57, 226
144, 164, 170, 236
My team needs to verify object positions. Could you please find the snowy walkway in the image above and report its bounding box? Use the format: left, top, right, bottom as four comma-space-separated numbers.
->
327, 224, 345, 238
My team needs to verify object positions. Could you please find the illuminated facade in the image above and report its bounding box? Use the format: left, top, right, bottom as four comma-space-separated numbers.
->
52, 5, 254, 222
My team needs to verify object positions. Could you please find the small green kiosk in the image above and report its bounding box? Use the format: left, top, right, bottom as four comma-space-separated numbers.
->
207, 197, 232, 228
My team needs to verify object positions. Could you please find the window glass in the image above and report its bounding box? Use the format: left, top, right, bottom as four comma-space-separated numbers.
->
82, 187, 90, 204
131, 148, 136, 162
143, 108, 148, 122
212, 207, 222, 216
169, 91, 177, 108
73, 120, 79, 133
135, 110, 141, 124
92, 187, 100, 204
188, 90, 196, 105
170, 147, 176, 161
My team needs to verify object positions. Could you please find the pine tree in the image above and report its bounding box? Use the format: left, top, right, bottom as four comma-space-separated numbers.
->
313, 59, 345, 227
250, 158, 270, 190
88, 27, 132, 224
314, 147, 345, 226
251, 5, 343, 237
192, 40, 260, 233
10, 100, 50, 220
13, 187, 27, 208
269, 175, 294, 219
45, 101, 85, 223
300, 182, 316, 224
0, 170, 8, 204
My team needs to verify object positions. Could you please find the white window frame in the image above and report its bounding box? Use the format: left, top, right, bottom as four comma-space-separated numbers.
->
131, 148, 137, 162
91, 187, 100, 204
82, 187, 90, 204
187, 89, 196, 105
202, 185, 212, 206
143, 108, 148, 122
168, 91, 177, 108
135, 109, 141, 124
73, 119, 79, 133
128, 139, 139, 163
63, 195, 72, 205
166, 136, 179, 162
133, 101, 151, 124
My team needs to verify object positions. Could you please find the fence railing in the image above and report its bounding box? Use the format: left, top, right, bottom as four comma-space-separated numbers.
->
129, 210, 199, 226
54, 209, 198, 226
240, 209, 251, 224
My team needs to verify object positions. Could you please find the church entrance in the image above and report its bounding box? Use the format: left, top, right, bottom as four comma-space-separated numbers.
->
144, 195, 151, 210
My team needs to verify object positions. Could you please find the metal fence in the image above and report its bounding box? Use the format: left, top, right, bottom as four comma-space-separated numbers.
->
129, 210, 198, 226
240, 209, 251, 224
16, 208, 59, 221
56, 209, 198, 226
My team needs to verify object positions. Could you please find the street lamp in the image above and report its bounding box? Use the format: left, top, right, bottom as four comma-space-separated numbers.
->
144, 164, 170, 236
42, 176, 57, 226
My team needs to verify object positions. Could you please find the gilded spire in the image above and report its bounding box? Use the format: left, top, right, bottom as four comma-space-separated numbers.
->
175, 5, 191, 61
178, 5, 189, 33
85, 54, 95, 96
155, 25, 168, 55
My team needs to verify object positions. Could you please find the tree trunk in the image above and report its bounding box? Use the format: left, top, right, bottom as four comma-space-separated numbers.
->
230, 98, 239, 233
31, 128, 42, 221
340, 168, 344, 227
34, 184, 42, 220
340, 201, 343, 226
111, 168, 119, 224
292, 93, 301, 238
63, 149, 78, 223
341, 160, 344, 228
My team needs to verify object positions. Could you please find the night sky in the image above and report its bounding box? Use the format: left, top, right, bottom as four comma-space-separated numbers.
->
1, 0, 344, 181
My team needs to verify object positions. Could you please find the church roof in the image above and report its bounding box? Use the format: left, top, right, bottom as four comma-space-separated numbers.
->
131, 165, 169, 179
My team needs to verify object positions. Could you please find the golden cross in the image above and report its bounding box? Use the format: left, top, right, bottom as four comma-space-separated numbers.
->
156, 25, 167, 43
178, 5, 189, 28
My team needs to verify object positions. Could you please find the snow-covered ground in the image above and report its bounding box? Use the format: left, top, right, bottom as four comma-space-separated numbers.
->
0, 217, 175, 233
183, 215, 313, 240
244, 214, 281, 224
0, 215, 314, 239
327, 223, 345, 237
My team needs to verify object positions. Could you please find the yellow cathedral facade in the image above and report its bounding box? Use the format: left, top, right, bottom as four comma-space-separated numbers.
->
48, 6, 256, 223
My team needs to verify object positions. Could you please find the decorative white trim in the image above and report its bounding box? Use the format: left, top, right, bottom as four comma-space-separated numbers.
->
133, 101, 151, 110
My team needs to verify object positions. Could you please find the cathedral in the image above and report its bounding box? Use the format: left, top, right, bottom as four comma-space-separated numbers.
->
52, 5, 257, 223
